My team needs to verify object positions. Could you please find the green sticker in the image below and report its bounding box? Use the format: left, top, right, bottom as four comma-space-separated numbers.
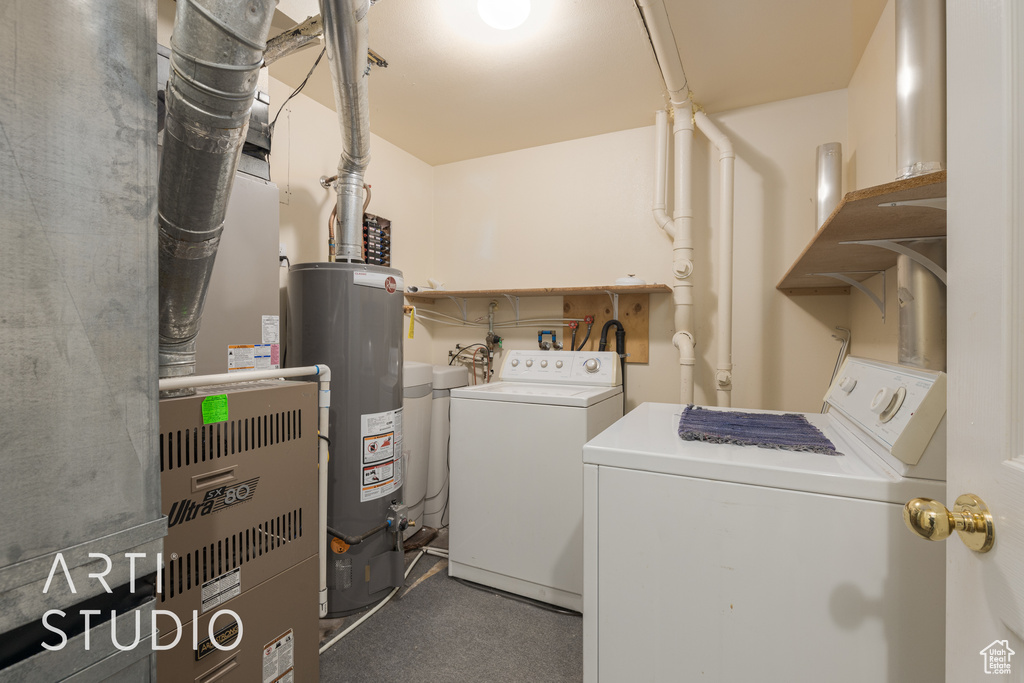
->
201, 394, 229, 424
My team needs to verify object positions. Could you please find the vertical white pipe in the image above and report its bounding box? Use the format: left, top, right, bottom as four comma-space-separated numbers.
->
815, 142, 842, 229
671, 103, 696, 404
652, 110, 675, 237
694, 111, 735, 408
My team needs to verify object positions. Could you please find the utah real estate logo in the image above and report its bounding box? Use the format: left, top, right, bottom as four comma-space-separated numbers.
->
980, 640, 1015, 675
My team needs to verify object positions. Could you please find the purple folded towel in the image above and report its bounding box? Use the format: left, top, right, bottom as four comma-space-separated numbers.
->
678, 405, 840, 456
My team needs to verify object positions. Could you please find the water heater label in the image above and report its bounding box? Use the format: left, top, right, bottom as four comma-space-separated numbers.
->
352, 270, 404, 293
360, 408, 404, 502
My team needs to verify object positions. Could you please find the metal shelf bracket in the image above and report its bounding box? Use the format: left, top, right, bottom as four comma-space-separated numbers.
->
839, 236, 947, 285
603, 291, 619, 320
811, 270, 887, 321
447, 296, 469, 322
502, 294, 521, 322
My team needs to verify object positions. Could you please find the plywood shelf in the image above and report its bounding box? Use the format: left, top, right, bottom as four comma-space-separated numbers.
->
404, 283, 671, 304
777, 171, 946, 294
404, 284, 671, 364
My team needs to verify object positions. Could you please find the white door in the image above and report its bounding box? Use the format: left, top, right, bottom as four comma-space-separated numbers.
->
946, 1, 1024, 680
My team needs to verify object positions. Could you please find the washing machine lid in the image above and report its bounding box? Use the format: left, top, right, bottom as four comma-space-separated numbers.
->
582, 402, 944, 504
451, 381, 622, 408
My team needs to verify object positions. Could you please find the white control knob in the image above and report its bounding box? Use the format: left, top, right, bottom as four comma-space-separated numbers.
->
540, 360, 548, 368
510, 359, 519, 367
870, 387, 895, 414
838, 376, 857, 394
526, 359, 533, 368
584, 358, 600, 373
555, 360, 563, 369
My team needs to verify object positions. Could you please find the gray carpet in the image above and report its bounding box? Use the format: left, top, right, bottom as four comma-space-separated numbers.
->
319, 554, 583, 682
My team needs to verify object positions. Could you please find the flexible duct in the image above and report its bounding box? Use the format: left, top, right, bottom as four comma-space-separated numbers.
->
320, 0, 371, 262
158, 0, 278, 381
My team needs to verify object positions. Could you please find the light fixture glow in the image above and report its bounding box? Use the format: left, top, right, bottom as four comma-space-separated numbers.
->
477, 0, 531, 30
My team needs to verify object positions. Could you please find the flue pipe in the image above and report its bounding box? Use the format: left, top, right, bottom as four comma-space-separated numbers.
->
694, 111, 735, 407
895, 0, 945, 179
815, 142, 842, 229
895, 0, 946, 371
158, 0, 278, 382
320, 0, 371, 262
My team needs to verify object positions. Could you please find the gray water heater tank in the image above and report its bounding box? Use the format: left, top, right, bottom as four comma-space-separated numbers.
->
286, 262, 405, 616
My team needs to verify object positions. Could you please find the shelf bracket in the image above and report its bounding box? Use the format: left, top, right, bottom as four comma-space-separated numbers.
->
603, 291, 619, 320
877, 197, 947, 211
502, 294, 521, 322
838, 237, 947, 285
446, 296, 469, 322
811, 271, 887, 321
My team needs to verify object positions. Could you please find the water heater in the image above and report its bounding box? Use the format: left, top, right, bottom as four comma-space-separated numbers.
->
286, 262, 406, 615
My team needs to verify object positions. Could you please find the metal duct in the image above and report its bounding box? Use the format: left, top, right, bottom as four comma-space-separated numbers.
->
895, 0, 946, 371
896, 0, 946, 179
320, 0, 372, 262
897, 240, 946, 370
815, 142, 842, 230
158, 0, 278, 380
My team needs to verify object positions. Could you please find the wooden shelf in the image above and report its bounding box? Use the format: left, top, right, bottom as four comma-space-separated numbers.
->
778, 171, 946, 295
404, 283, 671, 304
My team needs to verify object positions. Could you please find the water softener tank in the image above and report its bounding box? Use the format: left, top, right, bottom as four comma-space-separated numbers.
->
286, 262, 405, 616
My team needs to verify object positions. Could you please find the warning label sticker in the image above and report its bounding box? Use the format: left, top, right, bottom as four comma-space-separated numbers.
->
228, 344, 280, 372
360, 408, 403, 502
263, 629, 295, 683
201, 568, 241, 614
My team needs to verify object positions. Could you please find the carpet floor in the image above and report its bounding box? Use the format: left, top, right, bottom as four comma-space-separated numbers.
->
318, 551, 582, 682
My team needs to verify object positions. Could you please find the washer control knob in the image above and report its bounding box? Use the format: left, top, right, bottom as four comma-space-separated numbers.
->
870, 387, 895, 414
525, 359, 533, 368
555, 360, 564, 369
540, 360, 548, 368
838, 376, 857, 393
584, 358, 600, 373
510, 359, 519, 367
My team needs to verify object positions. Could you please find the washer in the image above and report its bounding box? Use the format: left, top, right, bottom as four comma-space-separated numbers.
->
582, 357, 947, 682
449, 349, 623, 611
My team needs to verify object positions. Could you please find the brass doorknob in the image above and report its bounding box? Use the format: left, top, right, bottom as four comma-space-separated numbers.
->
903, 493, 994, 553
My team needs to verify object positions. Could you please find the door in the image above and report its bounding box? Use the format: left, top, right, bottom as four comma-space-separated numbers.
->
946, 1, 1024, 680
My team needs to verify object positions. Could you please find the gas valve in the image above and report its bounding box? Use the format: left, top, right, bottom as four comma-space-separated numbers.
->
387, 503, 410, 533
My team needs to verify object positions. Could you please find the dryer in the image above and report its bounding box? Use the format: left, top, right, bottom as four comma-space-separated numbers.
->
449, 350, 623, 611
582, 357, 947, 682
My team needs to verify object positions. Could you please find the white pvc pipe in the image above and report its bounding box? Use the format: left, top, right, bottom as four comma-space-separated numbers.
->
634, 0, 690, 107
694, 111, 735, 407
670, 103, 696, 404
318, 547, 426, 654
652, 110, 675, 237
159, 364, 333, 618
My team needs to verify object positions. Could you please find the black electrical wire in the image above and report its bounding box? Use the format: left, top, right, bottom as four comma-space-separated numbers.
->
269, 47, 326, 136
318, 434, 331, 447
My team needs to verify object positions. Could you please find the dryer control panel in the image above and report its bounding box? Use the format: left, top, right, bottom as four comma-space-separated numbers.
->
498, 350, 622, 386
825, 357, 946, 479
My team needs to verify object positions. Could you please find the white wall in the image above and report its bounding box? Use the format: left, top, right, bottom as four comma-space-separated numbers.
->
266, 73, 436, 362
430, 90, 851, 412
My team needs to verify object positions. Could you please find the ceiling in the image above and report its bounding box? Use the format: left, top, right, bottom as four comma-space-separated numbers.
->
268, 0, 888, 166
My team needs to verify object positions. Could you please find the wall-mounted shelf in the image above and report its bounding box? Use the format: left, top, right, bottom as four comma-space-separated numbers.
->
403, 284, 671, 304
404, 284, 671, 364
777, 171, 946, 295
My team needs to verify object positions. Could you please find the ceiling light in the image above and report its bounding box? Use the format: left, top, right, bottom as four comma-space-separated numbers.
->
477, 0, 531, 30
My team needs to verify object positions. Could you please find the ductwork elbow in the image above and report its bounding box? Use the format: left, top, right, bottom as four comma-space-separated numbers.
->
320, 0, 371, 262
158, 0, 278, 381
